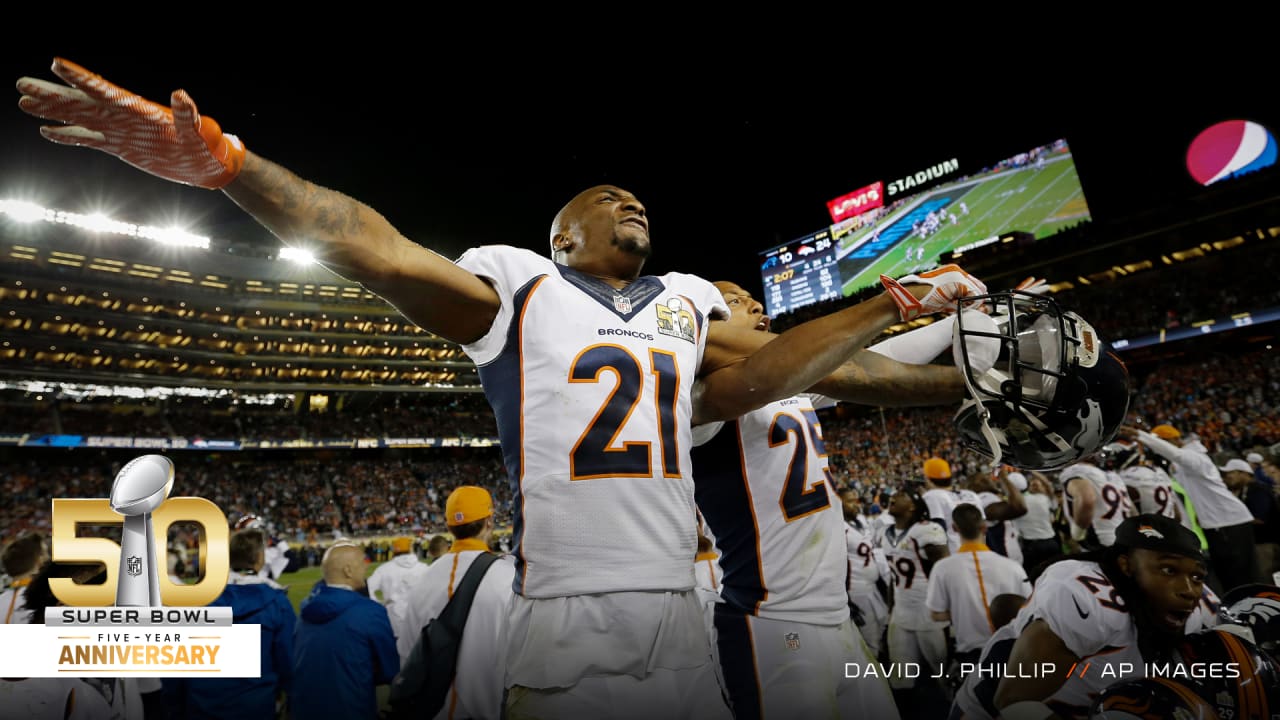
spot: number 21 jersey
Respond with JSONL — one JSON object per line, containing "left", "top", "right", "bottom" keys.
{"left": 457, "top": 246, "right": 727, "bottom": 598}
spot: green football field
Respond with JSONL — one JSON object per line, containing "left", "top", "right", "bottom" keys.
{"left": 838, "top": 153, "right": 1091, "bottom": 295}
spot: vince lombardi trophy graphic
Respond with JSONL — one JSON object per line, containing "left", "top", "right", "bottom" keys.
{"left": 109, "top": 454, "right": 174, "bottom": 606}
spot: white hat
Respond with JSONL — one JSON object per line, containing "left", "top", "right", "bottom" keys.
{"left": 1006, "top": 472, "right": 1028, "bottom": 492}
{"left": 1246, "top": 452, "right": 1264, "bottom": 465}
{"left": 1219, "top": 458, "right": 1252, "bottom": 475}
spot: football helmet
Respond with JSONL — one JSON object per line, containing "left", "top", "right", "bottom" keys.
{"left": 233, "top": 514, "right": 263, "bottom": 531}
{"left": 1222, "top": 583, "right": 1280, "bottom": 655}
{"left": 953, "top": 291, "right": 1131, "bottom": 471}
{"left": 1089, "top": 677, "right": 1220, "bottom": 720}
{"left": 1173, "top": 628, "right": 1280, "bottom": 720}
{"left": 1097, "top": 441, "right": 1142, "bottom": 472}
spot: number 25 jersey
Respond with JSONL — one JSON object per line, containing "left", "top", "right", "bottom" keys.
{"left": 457, "top": 246, "right": 727, "bottom": 598}
{"left": 691, "top": 394, "right": 849, "bottom": 626}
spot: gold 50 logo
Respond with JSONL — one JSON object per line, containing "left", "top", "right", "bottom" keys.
{"left": 50, "top": 455, "right": 230, "bottom": 607}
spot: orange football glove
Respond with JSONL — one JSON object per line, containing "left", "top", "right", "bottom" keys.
{"left": 16, "top": 58, "right": 245, "bottom": 190}
{"left": 880, "top": 264, "right": 988, "bottom": 321}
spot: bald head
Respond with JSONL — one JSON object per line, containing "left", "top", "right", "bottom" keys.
{"left": 548, "top": 186, "right": 604, "bottom": 251}
{"left": 322, "top": 543, "right": 367, "bottom": 589}
{"left": 548, "top": 185, "right": 650, "bottom": 272}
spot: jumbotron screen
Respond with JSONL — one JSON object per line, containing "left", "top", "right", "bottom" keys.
{"left": 758, "top": 138, "right": 1092, "bottom": 317}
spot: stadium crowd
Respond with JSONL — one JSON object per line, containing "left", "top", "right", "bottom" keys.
{"left": 3, "top": 348, "right": 1277, "bottom": 536}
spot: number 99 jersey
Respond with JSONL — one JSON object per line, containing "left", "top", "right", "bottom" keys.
{"left": 1120, "top": 466, "right": 1188, "bottom": 529}
{"left": 457, "top": 246, "right": 728, "bottom": 598}
{"left": 882, "top": 520, "right": 949, "bottom": 630}
{"left": 1061, "top": 463, "right": 1133, "bottom": 548}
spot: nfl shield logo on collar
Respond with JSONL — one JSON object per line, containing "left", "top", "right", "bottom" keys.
{"left": 785, "top": 632, "right": 801, "bottom": 651}
{"left": 613, "top": 295, "right": 632, "bottom": 314}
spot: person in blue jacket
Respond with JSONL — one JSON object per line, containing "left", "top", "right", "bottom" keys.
{"left": 292, "top": 540, "right": 400, "bottom": 720}
{"left": 164, "top": 528, "right": 296, "bottom": 719}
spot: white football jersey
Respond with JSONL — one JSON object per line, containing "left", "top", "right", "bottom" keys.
{"left": 367, "top": 554, "right": 432, "bottom": 645}
{"left": 846, "top": 523, "right": 888, "bottom": 600}
{"left": 924, "top": 487, "right": 983, "bottom": 551}
{"left": 1060, "top": 463, "right": 1133, "bottom": 547}
{"left": 924, "top": 547, "right": 1030, "bottom": 652}
{"left": 692, "top": 394, "right": 848, "bottom": 625}
{"left": 882, "top": 520, "right": 949, "bottom": 630}
{"left": 952, "top": 558, "right": 1220, "bottom": 719}
{"left": 458, "top": 246, "right": 727, "bottom": 598}
{"left": 1120, "top": 465, "right": 1188, "bottom": 528}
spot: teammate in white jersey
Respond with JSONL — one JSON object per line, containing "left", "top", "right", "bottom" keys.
{"left": 842, "top": 488, "right": 891, "bottom": 659}
{"left": 18, "top": 59, "right": 993, "bottom": 719}
{"left": 694, "top": 280, "right": 979, "bottom": 719}
{"left": 920, "top": 457, "right": 984, "bottom": 552}
{"left": 1060, "top": 461, "right": 1133, "bottom": 550}
{"left": 1099, "top": 441, "right": 1188, "bottom": 531}
{"left": 881, "top": 489, "right": 951, "bottom": 716}
{"left": 1122, "top": 423, "right": 1260, "bottom": 595}
{"left": 950, "top": 513, "right": 1220, "bottom": 720}
{"left": 1120, "top": 459, "right": 1196, "bottom": 539}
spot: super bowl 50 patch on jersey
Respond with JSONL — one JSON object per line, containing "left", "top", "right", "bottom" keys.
{"left": 656, "top": 298, "right": 696, "bottom": 343}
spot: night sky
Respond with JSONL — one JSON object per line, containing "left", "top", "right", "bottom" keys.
{"left": 2, "top": 44, "right": 1274, "bottom": 300}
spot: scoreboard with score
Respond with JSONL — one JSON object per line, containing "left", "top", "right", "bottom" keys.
{"left": 758, "top": 230, "right": 843, "bottom": 317}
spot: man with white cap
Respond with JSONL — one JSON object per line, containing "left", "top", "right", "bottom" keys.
{"left": 401, "top": 486, "right": 514, "bottom": 720}
{"left": 1246, "top": 451, "right": 1278, "bottom": 493}
{"left": 1120, "top": 424, "right": 1260, "bottom": 594}
{"left": 1222, "top": 457, "right": 1280, "bottom": 583}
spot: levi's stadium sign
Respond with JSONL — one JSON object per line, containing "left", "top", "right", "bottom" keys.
{"left": 887, "top": 158, "right": 959, "bottom": 197}
{"left": 826, "top": 181, "right": 884, "bottom": 223}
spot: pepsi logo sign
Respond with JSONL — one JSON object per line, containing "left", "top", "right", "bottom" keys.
{"left": 1185, "top": 119, "right": 1277, "bottom": 186}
